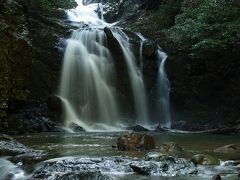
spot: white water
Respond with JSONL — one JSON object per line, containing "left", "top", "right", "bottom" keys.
{"left": 0, "top": 158, "right": 27, "bottom": 180}
{"left": 111, "top": 28, "right": 149, "bottom": 126}
{"left": 59, "top": 28, "right": 120, "bottom": 131}
{"left": 136, "top": 32, "right": 148, "bottom": 70}
{"left": 156, "top": 49, "right": 171, "bottom": 128}
{"left": 59, "top": 0, "right": 170, "bottom": 131}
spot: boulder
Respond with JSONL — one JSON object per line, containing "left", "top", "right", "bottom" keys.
{"left": 126, "top": 125, "right": 149, "bottom": 132}
{"left": 117, "top": 132, "right": 155, "bottom": 151}
{"left": 190, "top": 154, "right": 220, "bottom": 165}
{"left": 69, "top": 122, "right": 85, "bottom": 132}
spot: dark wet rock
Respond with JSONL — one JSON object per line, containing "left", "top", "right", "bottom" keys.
{"left": 171, "top": 120, "right": 189, "bottom": 130}
{"left": 130, "top": 156, "right": 196, "bottom": 176}
{"left": 117, "top": 132, "right": 155, "bottom": 151}
{"left": 142, "top": 43, "right": 156, "bottom": 58}
{"left": 190, "top": 154, "right": 220, "bottom": 165}
{"left": 69, "top": 123, "right": 86, "bottom": 132}
{"left": 212, "top": 174, "right": 221, "bottom": 180}
{"left": 47, "top": 95, "right": 63, "bottom": 113}
{"left": 14, "top": 101, "right": 61, "bottom": 134}
{"left": 47, "top": 95, "right": 63, "bottom": 123}
{"left": 126, "top": 125, "right": 149, "bottom": 132}
{"left": 0, "top": 140, "right": 45, "bottom": 157}
{"left": 214, "top": 144, "right": 240, "bottom": 154}
{"left": 159, "top": 142, "right": 184, "bottom": 155}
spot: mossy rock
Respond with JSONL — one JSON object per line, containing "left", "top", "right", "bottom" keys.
{"left": 190, "top": 154, "right": 220, "bottom": 165}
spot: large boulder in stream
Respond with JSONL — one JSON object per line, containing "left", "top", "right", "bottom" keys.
{"left": 117, "top": 132, "right": 155, "bottom": 151}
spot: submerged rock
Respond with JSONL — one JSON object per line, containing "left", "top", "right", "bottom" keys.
{"left": 159, "top": 142, "right": 184, "bottom": 155}
{"left": 190, "top": 154, "right": 220, "bottom": 165}
{"left": 212, "top": 174, "right": 221, "bottom": 180}
{"left": 117, "top": 132, "right": 155, "bottom": 151}
{"left": 214, "top": 144, "right": 240, "bottom": 154}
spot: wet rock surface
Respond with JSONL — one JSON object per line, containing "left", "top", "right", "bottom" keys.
{"left": 131, "top": 156, "right": 196, "bottom": 176}
{"left": 117, "top": 132, "right": 155, "bottom": 151}
{"left": 13, "top": 101, "right": 61, "bottom": 134}
{"left": 126, "top": 125, "right": 149, "bottom": 132}
{"left": 0, "top": 139, "right": 45, "bottom": 158}
{"left": 214, "top": 144, "right": 240, "bottom": 154}
{"left": 31, "top": 156, "right": 197, "bottom": 179}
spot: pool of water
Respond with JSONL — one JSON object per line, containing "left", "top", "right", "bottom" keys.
{"left": 10, "top": 131, "right": 240, "bottom": 179}
{"left": 13, "top": 131, "right": 240, "bottom": 158}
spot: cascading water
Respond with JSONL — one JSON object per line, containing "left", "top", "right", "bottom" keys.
{"left": 59, "top": 0, "right": 170, "bottom": 131}
{"left": 136, "top": 32, "right": 148, "bottom": 70}
{"left": 60, "top": 0, "right": 119, "bottom": 131}
{"left": 111, "top": 28, "right": 149, "bottom": 126}
{"left": 156, "top": 49, "right": 171, "bottom": 128}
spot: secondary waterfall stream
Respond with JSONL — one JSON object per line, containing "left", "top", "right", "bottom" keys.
{"left": 59, "top": 0, "right": 171, "bottom": 131}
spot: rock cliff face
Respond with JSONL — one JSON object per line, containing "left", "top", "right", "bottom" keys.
{"left": 0, "top": 0, "right": 76, "bottom": 133}
{"left": 0, "top": 0, "right": 33, "bottom": 130}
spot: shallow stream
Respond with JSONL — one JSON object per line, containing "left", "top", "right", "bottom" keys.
{"left": 6, "top": 132, "right": 239, "bottom": 179}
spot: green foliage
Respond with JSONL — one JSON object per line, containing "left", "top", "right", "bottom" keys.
{"left": 167, "top": 0, "right": 240, "bottom": 53}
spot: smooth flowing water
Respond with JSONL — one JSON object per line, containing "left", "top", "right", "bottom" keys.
{"left": 156, "top": 49, "right": 171, "bottom": 128}
{"left": 59, "top": 0, "right": 155, "bottom": 131}
{"left": 111, "top": 28, "right": 149, "bottom": 126}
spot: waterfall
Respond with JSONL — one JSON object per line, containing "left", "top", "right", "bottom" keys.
{"left": 136, "top": 32, "right": 148, "bottom": 70}
{"left": 59, "top": 0, "right": 171, "bottom": 131}
{"left": 111, "top": 28, "right": 149, "bottom": 126}
{"left": 156, "top": 49, "right": 171, "bottom": 128}
{"left": 60, "top": 0, "right": 120, "bottom": 131}
{"left": 59, "top": 28, "right": 120, "bottom": 131}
